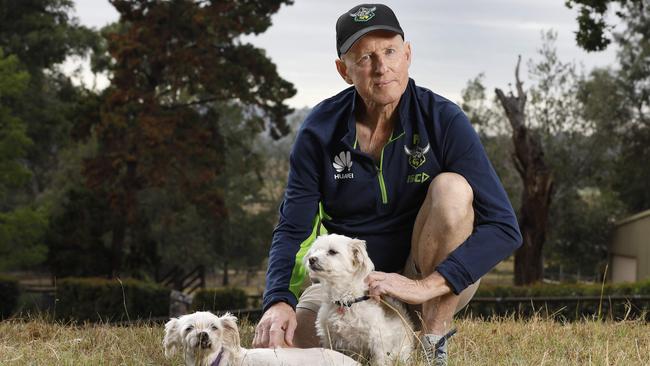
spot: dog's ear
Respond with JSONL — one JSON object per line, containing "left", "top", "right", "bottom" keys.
{"left": 163, "top": 317, "right": 182, "bottom": 358}
{"left": 220, "top": 312, "right": 241, "bottom": 349}
{"left": 350, "top": 238, "right": 374, "bottom": 274}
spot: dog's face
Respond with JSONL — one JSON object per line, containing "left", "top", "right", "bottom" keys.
{"left": 305, "top": 234, "right": 374, "bottom": 283}
{"left": 163, "top": 311, "right": 240, "bottom": 362}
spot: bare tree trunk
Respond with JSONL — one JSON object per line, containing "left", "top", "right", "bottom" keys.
{"left": 495, "top": 56, "right": 554, "bottom": 285}
{"left": 110, "top": 156, "right": 138, "bottom": 278}
{"left": 222, "top": 260, "right": 229, "bottom": 286}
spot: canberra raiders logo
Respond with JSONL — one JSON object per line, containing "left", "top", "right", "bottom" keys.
{"left": 404, "top": 135, "right": 430, "bottom": 169}
{"left": 349, "top": 6, "right": 376, "bottom": 22}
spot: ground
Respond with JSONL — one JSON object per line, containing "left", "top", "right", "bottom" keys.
{"left": 1, "top": 315, "right": 648, "bottom": 365}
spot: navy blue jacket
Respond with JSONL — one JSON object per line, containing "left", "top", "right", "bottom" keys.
{"left": 263, "top": 78, "right": 522, "bottom": 312}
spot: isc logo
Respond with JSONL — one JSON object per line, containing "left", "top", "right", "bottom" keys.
{"left": 407, "top": 172, "right": 430, "bottom": 183}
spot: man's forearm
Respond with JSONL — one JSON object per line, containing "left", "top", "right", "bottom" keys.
{"left": 419, "top": 271, "right": 453, "bottom": 301}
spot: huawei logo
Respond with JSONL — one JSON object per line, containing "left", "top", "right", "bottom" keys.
{"left": 333, "top": 151, "right": 354, "bottom": 180}
{"left": 332, "top": 151, "right": 353, "bottom": 172}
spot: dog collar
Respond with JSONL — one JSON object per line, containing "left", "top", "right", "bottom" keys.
{"left": 333, "top": 295, "right": 370, "bottom": 308}
{"left": 210, "top": 349, "right": 224, "bottom": 366}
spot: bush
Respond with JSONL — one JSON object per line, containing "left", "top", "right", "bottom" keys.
{"left": 55, "top": 277, "right": 169, "bottom": 322}
{"left": 192, "top": 287, "right": 248, "bottom": 312}
{"left": 0, "top": 275, "right": 20, "bottom": 319}
{"left": 465, "top": 280, "right": 650, "bottom": 321}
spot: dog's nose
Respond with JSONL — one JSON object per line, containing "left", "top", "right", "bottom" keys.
{"left": 199, "top": 331, "right": 211, "bottom": 348}
{"left": 309, "top": 257, "right": 318, "bottom": 265}
{"left": 199, "top": 332, "right": 209, "bottom": 342}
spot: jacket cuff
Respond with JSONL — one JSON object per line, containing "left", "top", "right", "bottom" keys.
{"left": 262, "top": 291, "right": 298, "bottom": 313}
{"left": 435, "top": 254, "right": 476, "bottom": 295}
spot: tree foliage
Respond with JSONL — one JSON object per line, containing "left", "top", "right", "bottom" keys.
{"left": 78, "top": 0, "right": 295, "bottom": 276}
{"left": 565, "top": 0, "right": 644, "bottom": 51}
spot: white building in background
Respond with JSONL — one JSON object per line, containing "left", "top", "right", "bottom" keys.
{"left": 608, "top": 209, "right": 650, "bottom": 283}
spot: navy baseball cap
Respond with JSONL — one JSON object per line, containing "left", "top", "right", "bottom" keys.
{"left": 336, "top": 4, "right": 404, "bottom": 57}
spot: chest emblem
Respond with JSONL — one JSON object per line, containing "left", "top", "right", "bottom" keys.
{"left": 333, "top": 151, "right": 354, "bottom": 180}
{"left": 404, "top": 143, "right": 430, "bottom": 169}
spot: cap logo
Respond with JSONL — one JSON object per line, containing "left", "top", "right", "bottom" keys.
{"left": 349, "top": 6, "right": 376, "bottom": 22}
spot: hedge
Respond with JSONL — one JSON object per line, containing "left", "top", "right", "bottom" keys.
{"left": 0, "top": 275, "right": 20, "bottom": 319}
{"left": 463, "top": 280, "right": 650, "bottom": 321}
{"left": 55, "top": 277, "right": 169, "bottom": 322}
{"left": 191, "top": 287, "right": 248, "bottom": 312}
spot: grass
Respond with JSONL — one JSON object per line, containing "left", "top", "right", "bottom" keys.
{"left": 1, "top": 314, "right": 649, "bottom": 365}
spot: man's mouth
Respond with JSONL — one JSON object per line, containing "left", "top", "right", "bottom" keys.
{"left": 374, "top": 80, "right": 395, "bottom": 87}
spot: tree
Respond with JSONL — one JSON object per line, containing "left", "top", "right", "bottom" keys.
{"left": 80, "top": 0, "right": 296, "bottom": 276}
{"left": 495, "top": 56, "right": 554, "bottom": 285}
{"left": 0, "top": 0, "right": 98, "bottom": 198}
{"left": 0, "top": 49, "right": 47, "bottom": 270}
{"left": 565, "top": 0, "right": 644, "bottom": 51}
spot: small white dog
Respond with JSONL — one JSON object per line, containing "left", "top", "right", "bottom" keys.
{"left": 163, "top": 311, "right": 359, "bottom": 366}
{"left": 306, "top": 234, "right": 415, "bottom": 366}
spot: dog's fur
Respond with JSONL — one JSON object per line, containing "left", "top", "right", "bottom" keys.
{"left": 163, "top": 311, "right": 359, "bottom": 366}
{"left": 306, "top": 234, "right": 415, "bottom": 366}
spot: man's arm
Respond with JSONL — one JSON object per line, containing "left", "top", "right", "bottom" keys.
{"left": 254, "top": 126, "right": 322, "bottom": 347}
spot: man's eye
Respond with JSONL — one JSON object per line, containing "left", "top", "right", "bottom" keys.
{"left": 328, "top": 249, "right": 338, "bottom": 255}
{"left": 386, "top": 48, "right": 396, "bottom": 55}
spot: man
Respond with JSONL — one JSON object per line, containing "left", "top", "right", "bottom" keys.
{"left": 253, "top": 4, "right": 522, "bottom": 365}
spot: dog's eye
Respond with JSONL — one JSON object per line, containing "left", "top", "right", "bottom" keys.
{"left": 327, "top": 249, "right": 338, "bottom": 255}
{"left": 211, "top": 325, "right": 219, "bottom": 331}
{"left": 185, "top": 326, "right": 194, "bottom": 333}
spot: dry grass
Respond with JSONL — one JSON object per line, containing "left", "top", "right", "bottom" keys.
{"left": 1, "top": 315, "right": 649, "bottom": 365}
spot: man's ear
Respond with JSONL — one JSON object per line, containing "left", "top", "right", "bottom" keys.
{"left": 163, "top": 318, "right": 182, "bottom": 358}
{"left": 404, "top": 41, "right": 412, "bottom": 67}
{"left": 335, "top": 58, "right": 354, "bottom": 85}
{"left": 220, "top": 313, "right": 241, "bottom": 349}
{"left": 350, "top": 238, "right": 374, "bottom": 274}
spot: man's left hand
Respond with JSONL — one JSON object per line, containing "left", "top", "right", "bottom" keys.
{"left": 365, "top": 271, "right": 451, "bottom": 304}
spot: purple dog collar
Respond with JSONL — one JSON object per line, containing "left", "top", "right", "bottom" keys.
{"left": 210, "top": 349, "right": 224, "bottom": 366}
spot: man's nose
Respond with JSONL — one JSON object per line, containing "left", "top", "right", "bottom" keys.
{"left": 374, "top": 56, "right": 388, "bottom": 74}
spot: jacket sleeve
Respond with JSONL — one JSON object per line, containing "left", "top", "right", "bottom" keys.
{"left": 262, "top": 127, "right": 321, "bottom": 312}
{"left": 435, "top": 110, "right": 523, "bottom": 294}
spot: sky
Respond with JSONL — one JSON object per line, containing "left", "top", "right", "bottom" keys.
{"left": 69, "top": 0, "right": 621, "bottom": 108}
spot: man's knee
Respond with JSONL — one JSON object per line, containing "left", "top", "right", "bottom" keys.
{"left": 425, "top": 172, "right": 474, "bottom": 231}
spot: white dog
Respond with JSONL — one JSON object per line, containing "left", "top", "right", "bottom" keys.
{"left": 163, "top": 311, "right": 359, "bottom": 366}
{"left": 306, "top": 234, "right": 415, "bottom": 366}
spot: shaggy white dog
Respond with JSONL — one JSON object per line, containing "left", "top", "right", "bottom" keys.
{"left": 306, "top": 234, "right": 415, "bottom": 366}
{"left": 163, "top": 311, "right": 359, "bottom": 366}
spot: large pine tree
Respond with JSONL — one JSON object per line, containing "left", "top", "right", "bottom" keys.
{"left": 81, "top": 0, "right": 296, "bottom": 276}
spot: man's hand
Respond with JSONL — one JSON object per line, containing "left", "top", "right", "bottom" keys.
{"left": 365, "top": 271, "right": 452, "bottom": 304}
{"left": 252, "top": 302, "right": 297, "bottom": 348}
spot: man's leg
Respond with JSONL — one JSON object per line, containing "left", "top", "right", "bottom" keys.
{"left": 293, "top": 283, "right": 322, "bottom": 348}
{"left": 294, "top": 308, "right": 320, "bottom": 347}
{"left": 411, "top": 172, "right": 479, "bottom": 335}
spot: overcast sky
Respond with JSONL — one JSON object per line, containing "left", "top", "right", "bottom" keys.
{"left": 70, "top": 0, "right": 621, "bottom": 108}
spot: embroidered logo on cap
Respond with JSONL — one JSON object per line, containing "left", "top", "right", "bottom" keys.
{"left": 349, "top": 6, "right": 376, "bottom": 22}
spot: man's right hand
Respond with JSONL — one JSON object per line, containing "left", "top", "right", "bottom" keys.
{"left": 252, "top": 301, "right": 297, "bottom": 348}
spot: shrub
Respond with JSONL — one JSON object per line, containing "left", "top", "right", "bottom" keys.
{"left": 0, "top": 275, "right": 20, "bottom": 319}
{"left": 191, "top": 287, "right": 248, "bottom": 312}
{"left": 465, "top": 280, "right": 650, "bottom": 321}
{"left": 55, "top": 277, "right": 169, "bottom": 322}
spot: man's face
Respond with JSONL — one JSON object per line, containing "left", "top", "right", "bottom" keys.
{"left": 336, "top": 30, "right": 411, "bottom": 108}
